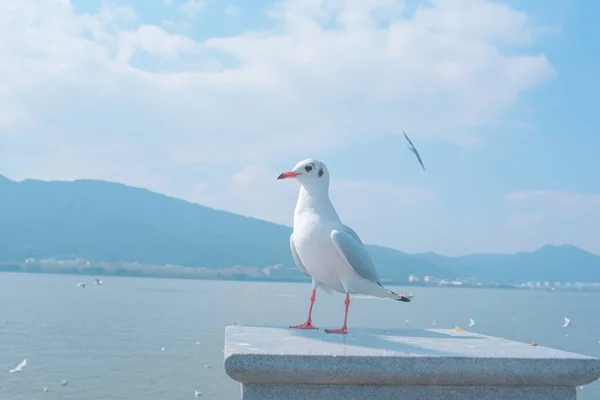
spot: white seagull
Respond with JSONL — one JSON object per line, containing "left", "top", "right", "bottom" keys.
{"left": 94, "top": 278, "right": 103, "bottom": 285}
{"left": 403, "top": 131, "right": 427, "bottom": 172}
{"left": 562, "top": 317, "right": 572, "bottom": 328}
{"left": 76, "top": 282, "right": 86, "bottom": 288}
{"left": 9, "top": 358, "right": 27, "bottom": 373}
{"left": 278, "top": 158, "right": 411, "bottom": 334}
{"left": 468, "top": 318, "right": 476, "bottom": 327}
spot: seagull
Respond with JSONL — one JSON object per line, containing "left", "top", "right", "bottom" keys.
{"left": 403, "top": 131, "right": 427, "bottom": 172}
{"left": 468, "top": 318, "right": 476, "bottom": 327}
{"left": 94, "top": 278, "right": 103, "bottom": 285}
{"left": 562, "top": 317, "right": 572, "bottom": 328}
{"left": 278, "top": 158, "right": 411, "bottom": 334}
{"left": 194, "top": 390, "right": 203, "bottom": 397}
{"left": 9, "top": 358, "right": 27, "bottom": 373}
{"left": 43, "top": 387, "right": 48, "bottom": 393}
{"left": 161, "top": 347, "right": 166, "bottom": 352}
{"left": 76, "top": 282, "right": 86, "bottom": 288}
{"left": 60, "top": 380, "right": 68, "bottom": 387}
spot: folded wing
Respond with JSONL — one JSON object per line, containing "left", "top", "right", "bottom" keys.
{"left": 330, "top": 229, "right": 380, "bottom": 284}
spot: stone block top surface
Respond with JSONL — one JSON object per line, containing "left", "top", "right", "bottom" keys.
{"left": 224, "top": 325, "right": 600, "bottom": 387}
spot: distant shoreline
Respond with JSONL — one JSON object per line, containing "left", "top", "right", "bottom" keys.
{"left": 0, "top": 261, "right": 484, "bottom": 288}
{"left": 2, "top": 261, "right": 600, "bottom": 293}
{"left": 0, "top": 268, "right": 513, "bottom": 290}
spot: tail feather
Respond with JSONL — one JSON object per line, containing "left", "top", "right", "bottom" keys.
{"left": 378, "top": 283, "right": 412, "bottom": 302}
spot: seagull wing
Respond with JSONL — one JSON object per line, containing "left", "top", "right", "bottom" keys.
{"left": 10, "top": 358, "right": 26, "bottom": 372}
{"left": 341, "top": 224, "right": 365, "bottom": 245}
{"left": 402, "top": 131, "right": 415, "bottom": 148}
{"left": 330, "top": 229, "right": 380, "bottom": 284}
{"left": 290, "top": 234, "right": 311, "bottom": 277}
{"left": 403, "top": 131, "right": 427, "bottom": 171}
{"left": 414, "top": 150, "right": 427, "bottom": 171}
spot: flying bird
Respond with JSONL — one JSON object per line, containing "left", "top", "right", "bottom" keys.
{"left": 562, "top": 317, "right": 572, "bottom": 328}
{"left": 94, "top": 278, "right": 103, "bottom": 285}
{"left": 76, "top": 282, "right": 86, "bottom": 288}
{"left": 468, "top": 318, "right": 476, "bottom": 327}
{"left": 403, "top": 131, "right": 427, "bottom": 172}
{"left": 278, "top": 158, "right": 411, "bottom": 334}
{"left": 9, "top": 358, "right": 27, "bottom": 373}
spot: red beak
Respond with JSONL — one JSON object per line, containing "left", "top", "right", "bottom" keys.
{"left": 277, "top": 171, "right": 299, "bottom": 180}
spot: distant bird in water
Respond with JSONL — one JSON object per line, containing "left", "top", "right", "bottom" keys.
{"left": 194, "top": 390, "right": 203, "bottom": 397}
{"left": 9, "top": 358, "right": 27, "bottom": 373}
{"left": 94, "top": 278, "right": 103, "bottom": 285}
{"left": 76, "top": 282, "right": 86, "bottom": 288}
{"left": 161, "top": 347, "right": 166, "bottom": 352}
{"left": 60, "top": 380, "right": 68, "bottom": 387}
{"left": 403, "top": 131, "right": 427, "bottom": 172}
{"left": 43, "top": 387, "right": 48, "bottom": 393}
{"left": 562, "top": 317, "right": 572, "bottom": 328}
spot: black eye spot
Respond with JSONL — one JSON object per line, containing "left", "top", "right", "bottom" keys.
{"left": 318, "top": 168, "right": 323, "bottom": 177}
{"left": 304, "top": 164, "right": 313, "bottom": 172}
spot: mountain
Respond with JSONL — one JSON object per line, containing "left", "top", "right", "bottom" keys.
{"left": 1, "top": 175, "right": 599, "bottom": 284}
{"left": 412, "top": 245, "right": 600, "bottom": 284}
{"left": 0, "top": 175, "right": 446, "bottom": 280}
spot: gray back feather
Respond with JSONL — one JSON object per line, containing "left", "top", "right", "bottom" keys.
{"left": 330, "top": 229, "right": 380, "bottom": 283}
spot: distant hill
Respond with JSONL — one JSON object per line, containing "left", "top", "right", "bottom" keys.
{"left": 1, "top": 175, "right": 599, "bottom": 284}
{"left": 0, "top": 175, "right": 448, "bottom": 281}
{"left": 412, "top": 245, "right": 600, "bottom": 284}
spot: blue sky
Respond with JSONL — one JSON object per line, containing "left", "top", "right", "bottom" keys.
{"left": 0, "top": 0, "right": 597, "bottom": 256}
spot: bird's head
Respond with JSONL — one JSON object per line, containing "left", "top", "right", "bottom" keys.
{"left": 277, "top": 158, "right": 329, "bottom": 187}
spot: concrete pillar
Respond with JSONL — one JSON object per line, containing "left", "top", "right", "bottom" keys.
{"left": 224, "top": 325, "right": 600, "bottom": 400}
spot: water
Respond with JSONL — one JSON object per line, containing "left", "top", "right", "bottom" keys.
{"left": 1, "top": 273, "right": 600, "bottom": 399}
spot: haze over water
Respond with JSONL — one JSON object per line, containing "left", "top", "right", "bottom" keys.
{"left": 1, "top": 273, "right": 599, "bottom": 399}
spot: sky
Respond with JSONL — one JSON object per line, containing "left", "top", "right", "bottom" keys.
{"left": 0, "top": 0, "right": 598, "bottom": 256}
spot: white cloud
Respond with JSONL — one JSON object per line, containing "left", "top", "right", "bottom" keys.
{"left": 181, "top": 0, "right": 206, "bottom": 18}
{"left": 503, "top": 190, "right": 600, "bottom": 254}
{"left": 224, "top": 4, "right": 241, "bottom": 16}
{"left": 0, "top": 0, "right": 555, "bottom": 175}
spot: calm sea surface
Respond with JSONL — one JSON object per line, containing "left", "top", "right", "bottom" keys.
{"left": 1, "top": 272, "right": 600, "bottom": 399}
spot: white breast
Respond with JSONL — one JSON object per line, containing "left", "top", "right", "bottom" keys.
{"left": 293, "top": 213, "right": 355, "bottom": 293}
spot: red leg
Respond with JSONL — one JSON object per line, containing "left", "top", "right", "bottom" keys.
{"left": 290, "top": 289, "right": 319, "bottom": 329}
{"left": 325, "top": 293, "right": 350, "bottom": 334}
